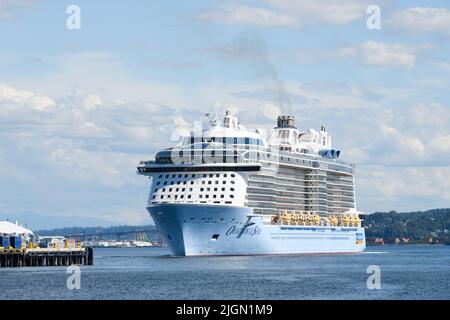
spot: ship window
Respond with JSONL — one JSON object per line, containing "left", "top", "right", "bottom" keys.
{"left": 230, "top": 195, "right": 234, "bottom": 199}
{"left": 171, "top": 181, "right": 174, "bottom": 185}
{"left": 176, "top": 188, "right": 179, "bottom": 192}
{"left": 160, "top": 195, "right": 164, "bottom": 199}
{"left": 156, "top": 182, "right": 161, "bottom": 186}
{"left": 231, "top": 181, "right": 235, "bottom": 185}
{"left": 205, "top": 195, "right": 209, "bottom": 198}
{"left": 202, "top": 181, "right": 206, "bottom": 185}
{"left": 224, "top": 174, "right": 227, "bottom": 178}
{"left": 172, "top": 175, "right": 176, "bottom": 178}
{"left": 177, "top": 181, "right": 181, "bottom": 185}
{"left": 211, "top": 234, "right": 220, "bottom": 241}
{"left": 188, "top": 195, "right": 192, "bottom": 199}
{"left": 164, "top": 182, "right": 168, "bottom": 185}
{"left": 221, "top": 195, "right": 225, "bottom": 198}
{"left": 162, "top": 189, "right": 166, "bottom": 192}
{"left": 203, "top": 174, "right": 207, "bottom": 178}
{"left": 184, "top": 174, "right": 188, "bottom": 178}
{"left": 215, "top": 181, "right": 219, "bottom": 184}
{"left": 222, "top": 181, "right": 226, "bottom": 185}
{"left": 207, "top": 188, "right": 210, "bottom": 191}
{"left": 181, "top": 195, "right": 184, "bottom": 199}
{"left": 154, "top": 189, "right": 158, "bottom": 192}
{"left": 214, "top": 188, "right": 218, "bottom": 191}
{"left": 222, "top": 188, "right": 225, "bottom": 191}
{"left": 199, "top": 195, "right": 203, "bottom": 198}
{"left": 230, "top": 188, "right": 235, "bottom": 192}
{"left": 190, "top": 181, "right": 194, "bottom": 185}
{"left": 192, "top": 174, "right": 196, "bottom": 178}
{"left": 169, "top": 188, "right": 172, "bottom": 192}
{"left": 152, "top": 196, "right": 156, "bottom": 199}
{"left": 213, "top": 195, "right": 217, "bottom": 198}
{"left": 208, "top": 181, "right": 212, "bottom": 185}
{"left": 165, "top": 175, "right": 169, "bottom": 178}
{"left": 231, "top": 174, "right": 235, "bottom": 178}
{"left": 209, "top": 174, "right": 213, "bottom": 178}
{"left": 159, "top": 175, "right": 163, "bottom": 179}
{"left": 183, "top": 181, "right": 187, "bottom": 185}
{"left": 216, "top": 174, "right": 220, "bottom": 178}
{"left": 200, "top": 188, "right": 204, "bottom": 191}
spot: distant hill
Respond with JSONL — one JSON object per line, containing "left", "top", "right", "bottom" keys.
{"left": 364, "top": 208, "right": 450, "bottom": 244}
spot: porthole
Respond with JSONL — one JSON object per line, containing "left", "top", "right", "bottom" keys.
{"left": 172, "top": 174, "right": 176, "bottom": 178}
{"left": 156, "top": 182, "right": 161, "bottom": 186}
{"left": 159, "top": 175, "right": 163, "bottom": 179}
{"left": 154, "top": 189, "right": 159, "bottom": 192}
{"left": 231, "top": 174, "right": 235, "bottom": 178}
{"left": 230, "top": 195, "right": 235, "bottom": 199}
{"left": 230, "top": 188, "right": 235, "bottom": 192}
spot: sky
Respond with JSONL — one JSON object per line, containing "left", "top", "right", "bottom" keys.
{"left": 0, "top": 0, "right": 449, "bottom": 229}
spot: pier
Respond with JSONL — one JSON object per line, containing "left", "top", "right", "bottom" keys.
{"left": 0, "top": 247, "right": 93, "bottom": 268}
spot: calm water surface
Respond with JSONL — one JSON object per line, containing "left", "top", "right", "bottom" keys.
{"left": 0, "top": 245, "right": 449, "bottom": 300}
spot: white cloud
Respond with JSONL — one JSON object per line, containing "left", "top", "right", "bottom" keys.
{"left": 267, "top": 0, "right": 369, "bottom": 25}
{"left": 195, "top": 0, "right": 372, "bottom": 28}
{"left": 0, "top": 0, "right": 36, "bottom": 19}
{"left": 295, "top": 41, "right": 425, "bottom": 69}
{"left": 0, "top": 83, "right": 55, "bottom": 111}
{"left": 195, "top": 3, "right": 300, "bottom": 28}
{"left": 359, "top": 41, "right": 418, "bottom": 69}
{"left": 390, "top": 7, "right": 450, "bottom": 35}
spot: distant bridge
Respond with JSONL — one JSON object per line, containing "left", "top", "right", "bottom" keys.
{"left": 63, "top": 227, "right": 161, "bottom": 242}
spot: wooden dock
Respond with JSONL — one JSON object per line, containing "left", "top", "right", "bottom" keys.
{"left": 0, "top": 247, "right": 94, "bottom": 268}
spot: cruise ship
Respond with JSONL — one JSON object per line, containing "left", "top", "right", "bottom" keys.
{"left": 137, "top": 111, "right": 366, "bottom": 256}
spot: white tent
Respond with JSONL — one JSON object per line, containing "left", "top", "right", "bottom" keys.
{"left": 0, "top": 221, "right": 33, "bottom": 235}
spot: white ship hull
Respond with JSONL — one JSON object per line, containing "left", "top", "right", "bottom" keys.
{"left": 148, "top": 204, "right": 366, "bottom": 256}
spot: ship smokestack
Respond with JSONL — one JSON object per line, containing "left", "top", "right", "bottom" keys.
{"left": 277, "top": 115, "right": 296, "bottom": 129}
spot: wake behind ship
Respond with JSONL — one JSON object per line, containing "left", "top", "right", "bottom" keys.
{"left": 137, "top": 112, "right": 366, "bottom": 256}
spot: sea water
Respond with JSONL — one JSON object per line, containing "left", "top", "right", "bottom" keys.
{"left": 0, "top": 245, "right": 448, "bottom": 300}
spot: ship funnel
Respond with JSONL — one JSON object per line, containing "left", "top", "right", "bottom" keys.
{"left": 277, "top": 115, "right": 296, "bottom": 129}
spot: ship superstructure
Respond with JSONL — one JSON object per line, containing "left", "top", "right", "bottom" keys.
{"left": 137, "top": 111, "right": 366, "bottom": 256}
